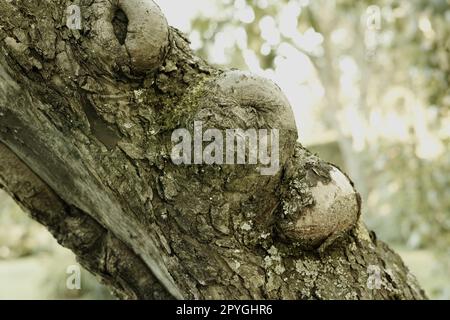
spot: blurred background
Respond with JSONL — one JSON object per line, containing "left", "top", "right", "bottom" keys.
{"left": 0, "top": 0, "right": 448, "bottom": 299}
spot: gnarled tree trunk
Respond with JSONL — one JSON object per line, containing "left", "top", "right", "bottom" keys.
{"left": 0, "top": 0, "right": 425, "bottom": 299}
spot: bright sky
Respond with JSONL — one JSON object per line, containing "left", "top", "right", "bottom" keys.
{"left": 154, "top": 0, "right": 211, "bottom": 32}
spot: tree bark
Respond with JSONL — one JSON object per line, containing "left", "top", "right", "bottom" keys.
{"left": 0, "top": 0, "right": 426, "bottom": 299}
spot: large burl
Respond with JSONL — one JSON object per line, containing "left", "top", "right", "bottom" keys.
{"left": 1, "top": 0, "right": 422, "bottom": 300}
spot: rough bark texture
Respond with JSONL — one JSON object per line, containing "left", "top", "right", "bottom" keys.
{"left": 0, "top": 0, "right": 426, "bottom": 299}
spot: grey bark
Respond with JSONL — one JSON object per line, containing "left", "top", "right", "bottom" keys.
{"left": 0, "top": 0, "right": 426, "bottom": 299}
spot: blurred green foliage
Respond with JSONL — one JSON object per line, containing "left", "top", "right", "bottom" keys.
{"left": 0, "top": 191, "right": 113, "bottom": 300}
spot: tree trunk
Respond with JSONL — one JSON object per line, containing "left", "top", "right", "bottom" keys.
{"left": 0, "top": 0, "right": 426, "bottom": 299}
